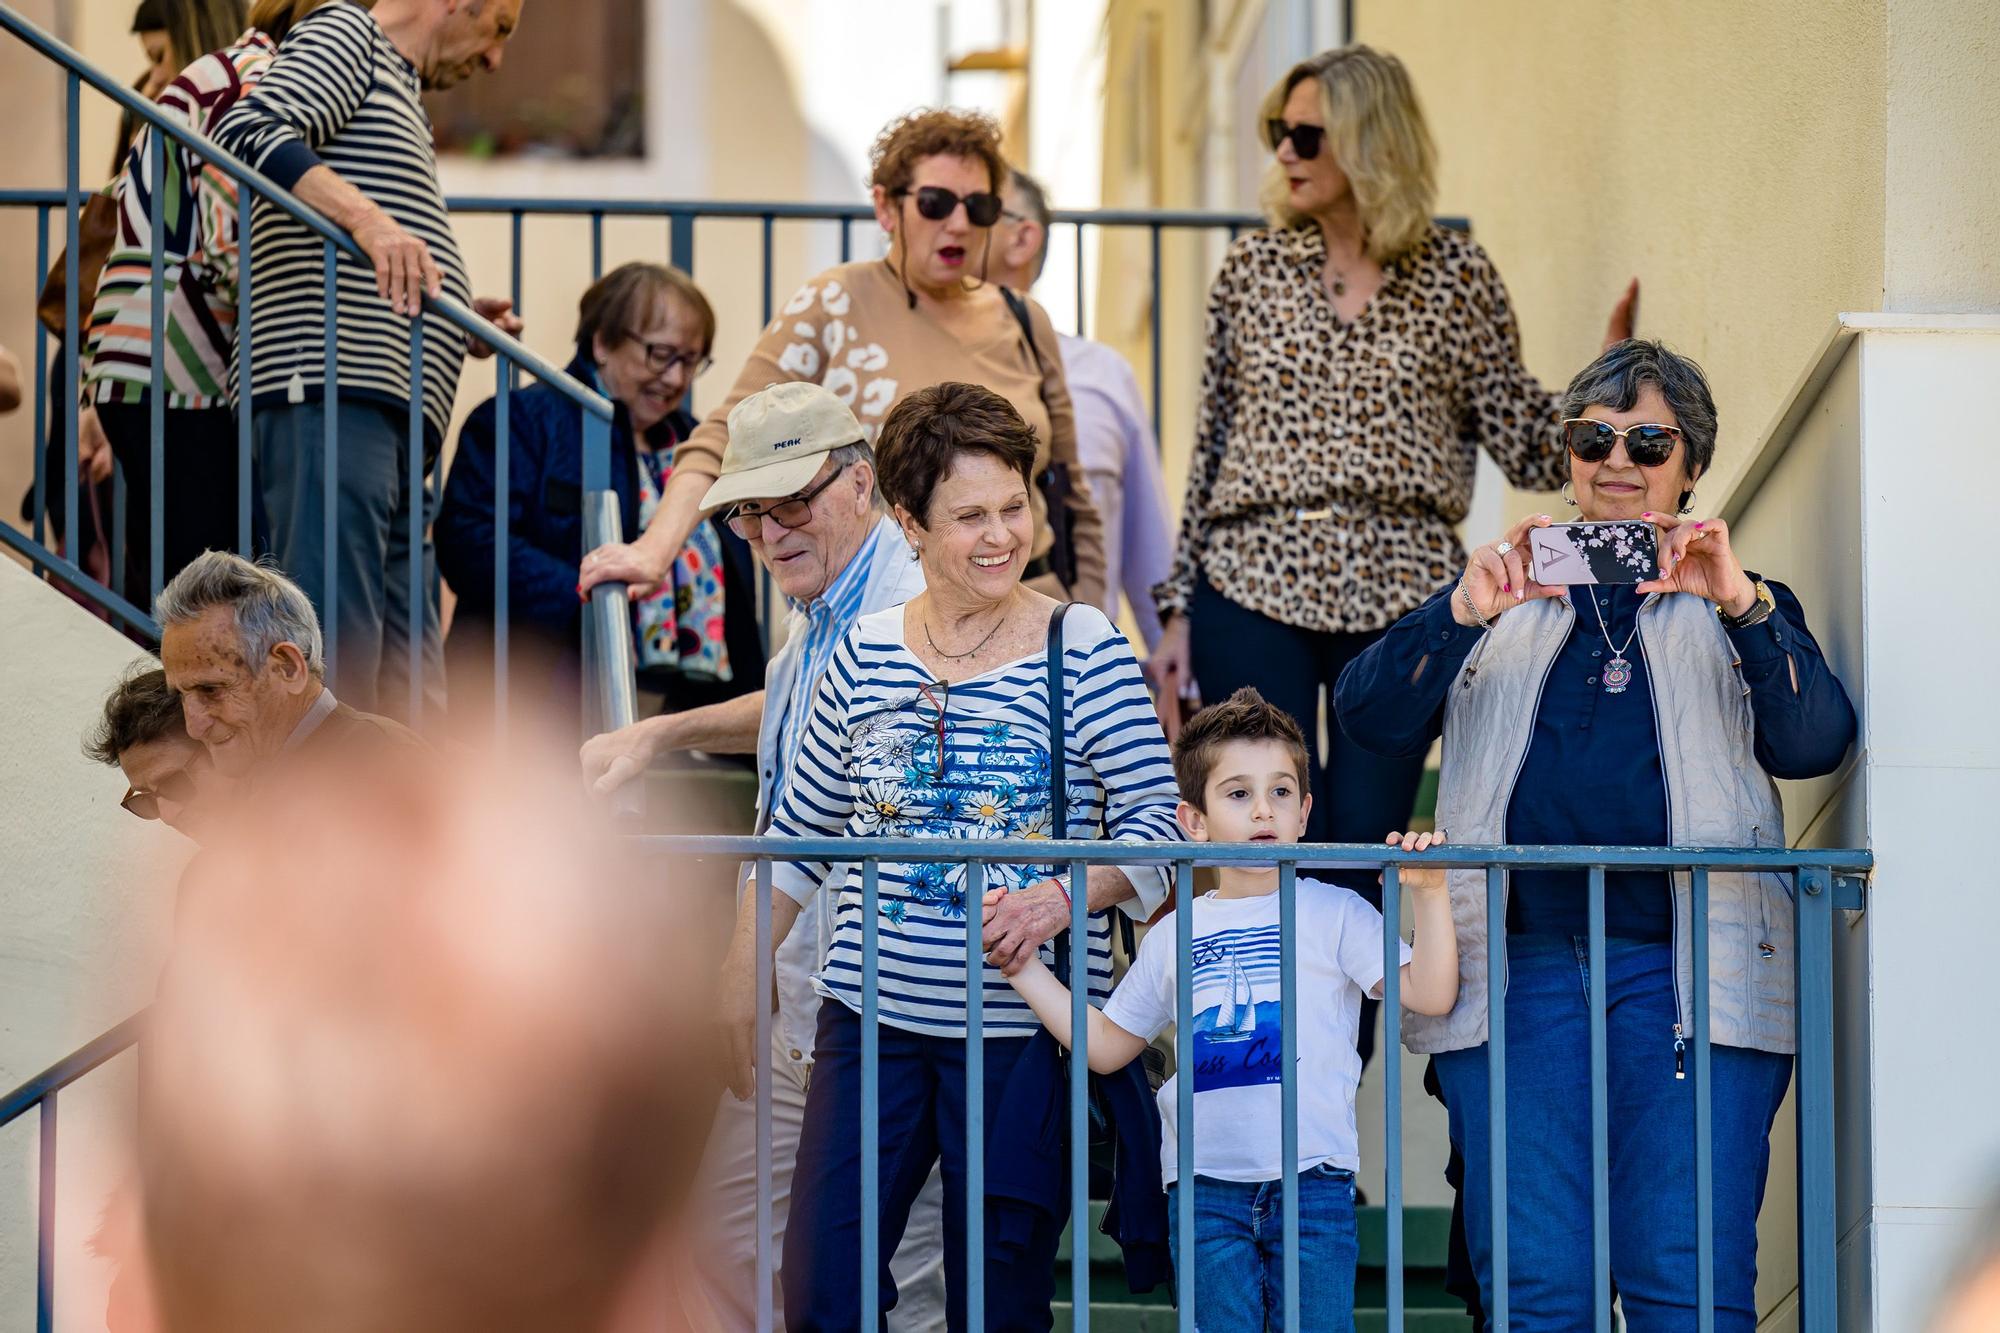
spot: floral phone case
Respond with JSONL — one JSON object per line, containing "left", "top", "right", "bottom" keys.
{"left": 1527, "top": 520, "right": 1659, "bottom": 585}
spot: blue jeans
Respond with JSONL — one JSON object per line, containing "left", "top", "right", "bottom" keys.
{"left": 1165, "top": 1164, "right": 1358, "bottom": 1332}
{"left": 1433, "top": 934, "right": 1793, "bottom": 1331}
{"left": 783, "top": 1002, "right": 1059, "bottom": 1332}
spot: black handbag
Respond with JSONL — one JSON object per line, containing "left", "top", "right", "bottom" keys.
{"left": 1002, "top": 288, "right": 1081, "bottom": 592}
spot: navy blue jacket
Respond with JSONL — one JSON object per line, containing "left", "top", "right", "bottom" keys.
{"left": 987, "top": 1030, "right": 1173, "bottom": 1297}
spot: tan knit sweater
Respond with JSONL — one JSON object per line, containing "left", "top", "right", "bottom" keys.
{"left": 679, "top": 260, "right": 1106, "bottom": 607}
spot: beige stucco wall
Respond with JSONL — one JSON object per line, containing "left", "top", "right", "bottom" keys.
{"left": 1355, "top": 0, "right": 1890, "bottom": 516}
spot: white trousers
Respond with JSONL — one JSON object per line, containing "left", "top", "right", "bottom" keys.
{"left": 694, "top": 1026, "right": 947, "bottom": 1330}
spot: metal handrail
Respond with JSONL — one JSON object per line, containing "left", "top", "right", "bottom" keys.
{"left": 0, "top": 9, "right": 610, "bottom": 422}
{"left": 0, "top": 1010, "right": 145, "bottom": 1126}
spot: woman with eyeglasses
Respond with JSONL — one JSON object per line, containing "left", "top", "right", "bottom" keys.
{"left": 437, "top": 261, "right": 766, "bottom": 739}
{"left": 719, "top": 383, "right": 1178, "bottom": 1328}
{"left": 1148, "top": 45, "right": 1636, "bottom": 889}
{"left": 86, "top": 662, "right": 220, "bottom": 842}
{"left": 1335, "top": 341, "right": 1856, "bottom": 1328}
{"left": 578, "top": 108, "right": 1108, "bottom": 615}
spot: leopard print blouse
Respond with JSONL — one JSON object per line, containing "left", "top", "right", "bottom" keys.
{"left": 1156, "top": 222, "right": 1565, "bottom": 634}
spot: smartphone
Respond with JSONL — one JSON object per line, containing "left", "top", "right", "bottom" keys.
{"left": 1527, "top": 520, "right": 1659, "bottom": 586}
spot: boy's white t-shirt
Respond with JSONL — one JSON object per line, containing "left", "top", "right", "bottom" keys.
{"left": 1101, "top": 878, "right": 1412, "bottom": 1185}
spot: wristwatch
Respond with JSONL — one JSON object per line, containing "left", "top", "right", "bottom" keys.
{"left": 1718, "top": 577, "right": 1776, "bottom": 629}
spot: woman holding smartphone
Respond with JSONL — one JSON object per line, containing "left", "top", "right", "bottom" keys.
{"left": 1333, "top": 339, "right": 1857, "bottom": 1328}
{"left": 1147, "top": 44, "right": 1635, "bottom": 868}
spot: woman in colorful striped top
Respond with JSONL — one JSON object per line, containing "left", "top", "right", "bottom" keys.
{"left": 81, "top": 0, "right": 335, "bottom": 598}
{"left": 715, "top": 382, "right": 1178, "bottom": 1328}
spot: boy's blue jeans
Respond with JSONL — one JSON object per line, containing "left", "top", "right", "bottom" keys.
{"left": 1433, "top": 934, "right": 1794, "bottom": 1331}
{"left": 1165, "top": 1164, "right": 1357, "bottom": 1332}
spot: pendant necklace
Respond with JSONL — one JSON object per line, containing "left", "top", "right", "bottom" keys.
{"left": 1585, "top": 587, "right": 1640, "bottom": 695}
{"left": 925, "top": 605, "right": 1009, "bottom": 662}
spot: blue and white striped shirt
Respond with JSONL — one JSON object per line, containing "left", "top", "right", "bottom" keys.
{"left": 767, "top": 601, "right": 1181, "bottom": 1036}
{"left": 775, "top": 519, "right": 886, "bottom": 791}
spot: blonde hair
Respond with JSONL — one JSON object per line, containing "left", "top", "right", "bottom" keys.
{"left": 1257, "top": 46, "right": 1438, "bottom": 264}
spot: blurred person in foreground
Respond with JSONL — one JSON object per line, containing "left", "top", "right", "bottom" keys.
{"left": 137, "top": 751, "right": 720, "bottom": 1331}
{"left": 580, "top": 381, "right": 945, "bottom": 1330}
{"left": 157, "top": 550, "right": 421, "bottom": 782}
{"left": 85, "top": 662, "right": 225, "bottom": 842}
{"left": 1934, "top": 1187, "right": 2000, "bottom": 1332}
{"left": 581, "top": 107, "right": 1107, "bottom": 611}
{"left": 989, "top": 167, "right": 1174, "bottom": 649}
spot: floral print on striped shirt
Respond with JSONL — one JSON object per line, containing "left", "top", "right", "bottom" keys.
{"left": 765, "top": 601, "right": 1182, "bottom": 1037}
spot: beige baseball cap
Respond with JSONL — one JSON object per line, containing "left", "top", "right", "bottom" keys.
{"left": 699, "top": 381, "right": 865, "bottom": 512}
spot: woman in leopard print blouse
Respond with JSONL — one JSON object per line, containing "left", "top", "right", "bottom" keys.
{"left": 1148, "top": 45, "right": 1635, "bottom": 860}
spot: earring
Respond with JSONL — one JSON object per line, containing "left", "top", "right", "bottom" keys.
{"left": 1678, "top": 490, "right": 1697, "bottom": 516}
{"left": 1561, "top": 480, "right": 1579, "bottom": 508}
{"left": 909, "top": 543, "right": 922, "bottom": 562}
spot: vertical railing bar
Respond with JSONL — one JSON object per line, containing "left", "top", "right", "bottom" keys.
{"left": 668, "top": 210, "right": 695, "bottom": 277}
{"left": 1069, "top": 856, "right": 1090, "bottom": 1333}
{"left": 760, "top": 213, "right": 775, "bottom": 325}
{"left": 1796, "top": 866, "right": 1836, "bottom": 1333}
{"left": 754, "top": 858, "right": 775, "bottom": 1333}
{"left": 1383, "top": 862, "right": 1405, "bottom": 1328}
{"left": 965, "top": 860, "right": 986, "bottom": 1333}
{"left": 861, "top": 858, "right": 881, "bottom": 1329}
{"left": 1693, "top": 867, "right": 1715, "bottom": 1333}
{"left": 509, "top": 209, "right": 523, "bottom": 317}
{"left": 407, "top": 317, "right": 424, "bottom": 727}
{"left": 147, "top": 128, "right": 165, "bottom": 606}
{"left": 1174, "top": 858, "right": 1195, "bottom": 1331}
{"left": 63, "top": 72, "right": 80, "bottom": 565}
{"left": 1279, "top": 859, "right": 1300, "bottom": 1330}
{"left": 839, "top": 215, "right": 852, "bottom": 264}
{"left": 111, "top": 452, "right": 126, "bottom": 602}
{"left": 589, "top": 210, "right": 603, "bottom": 280}
{"left": 1588, "top": 866, "right": 1611, "bottom": 1333}
{"left": 33, "top": 202, "right": 50, "bottom": 546}
{"left": 322, "top": 241, "right": 340, "bottom": 676}
{"left": 236, "top": 187, "right": 253, "bottom": 555}
{"left": 493, "top": 363, "right": 510, "bottom": 744}
{"left": 35, "top": 1091, "right": 56, "bottom": 1333}
{"left": 1073, "top": 220, "right": 1086, "bottom": 340}
{"left": 1147, "top": 223, "right": 1162, "bottom": 442}
{"left": 1487, "top": 864, "right": 1508, "bottom": 1330}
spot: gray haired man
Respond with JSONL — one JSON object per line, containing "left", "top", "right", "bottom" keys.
{"left": 158, "top": 550, "right": 419, "bottom": 780}
{"left": 579, "top": 382, "right": 945, "bottom": 1330}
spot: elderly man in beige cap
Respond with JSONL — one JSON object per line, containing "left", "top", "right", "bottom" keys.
{"left": 579, "top": 381, "right": 942, "bottom": 1330}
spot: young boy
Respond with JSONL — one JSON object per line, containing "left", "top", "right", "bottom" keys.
{"left": 988, "top": 687, "right": 1458, "bottom": 1331}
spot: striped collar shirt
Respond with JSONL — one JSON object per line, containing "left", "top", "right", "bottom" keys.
{"left": 775, "top": 517, "right": 887, "bottom": 793}
{"left": 210, "top": 0, "right": 470, "bottom": 447}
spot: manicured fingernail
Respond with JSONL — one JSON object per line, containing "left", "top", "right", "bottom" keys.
{"left": 1641, "top": 512, "right": 1654, "bottom": 519}
{"left": 1694, "top": 521, "right": 1706, "bottom": 529}
{"left": 1502, "top": 582, "right": 1511, "bottom": 594}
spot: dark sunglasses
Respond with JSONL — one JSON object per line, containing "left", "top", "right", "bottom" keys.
{"left": 120, "top": 750, "right": 208, "bottom": 821}
{"left": 1560, "top": 418, "right": 1684, "bottom": 468}
{"left": 898, "top": 185, "right": 1005, "bottom": 228}
{"left": 1264, "top": 118, "right": 1326, "bottom": 160}
{"left": 910, "top": 679, "right": 950, "bottom": 780}
{"left": 721, "top": 460, "right": 852, "bottom": 539}
{"left": 624, "top": 332, "right": 712, "bottom": 379}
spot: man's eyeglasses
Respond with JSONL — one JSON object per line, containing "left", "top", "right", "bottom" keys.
{"left": 120, "top": 750, "right": 208, "bottom": 821}
{"left": 720, "top": 460, "right": 852, "bottom": 539}
{"left": 1264, "top": 118, "right": 1326, "bottom": 160}
{"left": 896, "top": 186, "right": 1005, "bottom": 228}
{"left": 1560, "top": 418, "right": 1684, "bottom": 468}
{"left": 623, "top": 332, "right": 713, "bottom": 379}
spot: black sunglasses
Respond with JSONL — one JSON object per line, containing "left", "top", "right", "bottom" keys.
{"left": 1264, "top": 118, "right": 1326, "bottom": 160}
{"left": 721, "top": 460, "right": 852, "bottom": 539}
{"left": 1560, "top": 418, "right": 1684, "bottom": 468}
{"left": 898, "top": 185, "right": 1004, "bottom": 228}
{"left": 120, "top": 749, "right": 208, "bottom": 821}
{"left": 910, "top": 679, "right": 950, "bottom": 780}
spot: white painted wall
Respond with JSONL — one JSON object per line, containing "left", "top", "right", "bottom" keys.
{"left": 0, "top": 559, "right": 181, "bottom": 1330}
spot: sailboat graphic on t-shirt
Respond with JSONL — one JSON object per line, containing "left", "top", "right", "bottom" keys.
{"left": 1207, "top": 952, "right": 1259, "bottom": 1043}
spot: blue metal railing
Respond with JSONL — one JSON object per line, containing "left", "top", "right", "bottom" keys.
{"left": 1, "top": 839, "right": 1869, "bottom": 1331}
{"left": 0, "top": 7, "right": 616, "bottom": 737}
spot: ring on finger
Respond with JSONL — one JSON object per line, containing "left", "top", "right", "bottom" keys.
{"left": 1494, "top": 540, "right": 1514, "bottom": 556}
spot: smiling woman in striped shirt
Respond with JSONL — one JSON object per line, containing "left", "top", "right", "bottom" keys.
{"left": 718, "top": 381, "right": 1180, "bottom": 1329}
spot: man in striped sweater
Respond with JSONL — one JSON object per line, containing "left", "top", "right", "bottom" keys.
{"left": 212, "top": 0, "right": 524, "bottom": 720}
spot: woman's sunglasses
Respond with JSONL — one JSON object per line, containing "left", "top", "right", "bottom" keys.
{"left": 1560, "top": 418, "right": 1684, "bottom": 468}
{"left": 897, "top": 185, "right": 1004, "bottom": 228}
{"left": 121, "top": 750, "right": 208, "bottom": 821}
{"left": 1264, "top": 119, "right": 1326, "bottom": 160}
{"left": 910, "top": 679, "right": 950, "bottom": 780}
{"left": 720, "top": 460, "right": 852, "bottom": 539}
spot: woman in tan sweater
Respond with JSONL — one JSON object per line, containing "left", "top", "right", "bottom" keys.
{"left": 580, "top": 109, "right": 1106, "bottom": 608}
